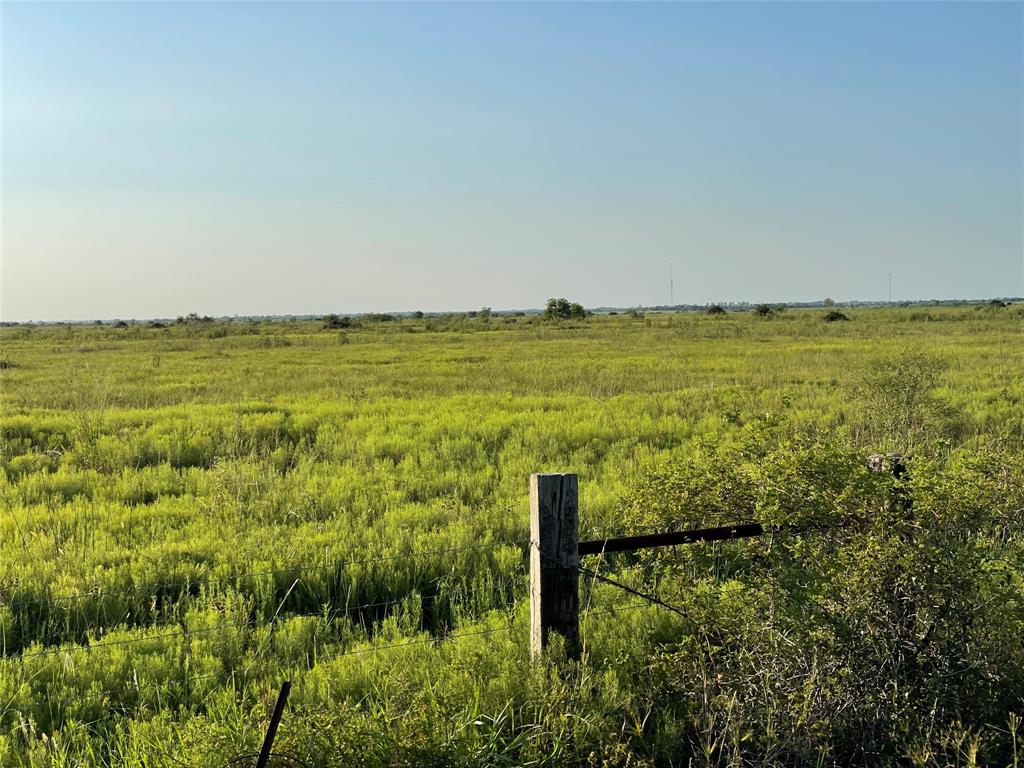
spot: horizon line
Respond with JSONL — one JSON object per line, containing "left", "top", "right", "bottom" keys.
{"left": 3, "top": 296, "right": 1021, "bottom": 326}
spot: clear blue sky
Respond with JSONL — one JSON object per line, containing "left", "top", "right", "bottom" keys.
{"left": 2, "top": 1, "right": 1021, "bottom": 321}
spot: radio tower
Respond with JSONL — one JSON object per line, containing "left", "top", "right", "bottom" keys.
{"left": 670, "top": 265, "right": 674, "bottom": 307}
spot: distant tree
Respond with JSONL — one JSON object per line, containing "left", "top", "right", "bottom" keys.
{"left": 823, "top": 310, "right": 850, "bottom": 322}
{"left": 707, "top": 304, "right": 726, "bottom": 315}
{"left": 544, "top": 298, "right": 587, "bottom": 320}
{"left": 412, "top": 311, "right": 425, "bottom": 319}
{"left": 113, "top": 320, "right": 128, "bottom": 328}
{"left": 175, "top": 312, "right": 213, "bottom": 325}
{"left": 479, "top": 307, "right": 492, "bottom": 320}
{"left": 754, "top": 304, "right": 774, "bottom": 317}
{"left": 544, "top": 298, "right": 567, "bottom": 319}
{"left": 823, "top": 297, "right": 835, "bottom": 307}
{"left": 323, "top": 314, "right": 352, "bottom": 329}
{"left": 988, "top": 299, "right": 1008, "bottom": 308}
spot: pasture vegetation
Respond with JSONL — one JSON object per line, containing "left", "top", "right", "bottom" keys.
{"left": 0, "top": 306, "right": 1022, "bottom": 767}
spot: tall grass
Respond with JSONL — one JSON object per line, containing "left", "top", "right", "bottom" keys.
{"left": 0, "top": 307, "right": 1022, "bottom": 765}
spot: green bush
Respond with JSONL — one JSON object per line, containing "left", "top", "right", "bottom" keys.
{"left": 626, "top": 423, "right": 1024, "bottom": 765}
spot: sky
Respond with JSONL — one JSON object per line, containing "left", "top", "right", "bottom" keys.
{"left": 2, "top": 1, "right": 1022, "bottom": 321}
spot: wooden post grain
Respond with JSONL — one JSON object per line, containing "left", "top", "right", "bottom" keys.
{"left": 530, "top": 473, "right": 580, "bottom": 659}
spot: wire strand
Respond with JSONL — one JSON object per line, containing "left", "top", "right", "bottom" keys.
{"left": 576, "top": 566, "right": 692, "bottom": 621}
{"left": 6, "top": 586, "right": 525, "bottom": 662}
{"left": 0, "top": 541, "right": 517, "bottom": 610}
{"left": 3, "top": 618, "right": 524, "bottom": 734}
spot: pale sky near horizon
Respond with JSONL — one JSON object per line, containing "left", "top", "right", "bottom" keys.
{"left": 2, "top": 2, "right": 1022, "bottom": 322}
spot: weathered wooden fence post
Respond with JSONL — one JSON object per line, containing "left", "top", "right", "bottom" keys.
{"left": 530, "top": 473, "right": 580, "bottom": 659}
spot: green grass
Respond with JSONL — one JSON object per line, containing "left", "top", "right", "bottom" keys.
{"left": 1, "top": 306, "right": 1022, "bottom": 766}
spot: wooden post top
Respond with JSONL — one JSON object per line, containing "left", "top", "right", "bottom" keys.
{"left": 530, "top": 473, "right": 579, "bottom": 569}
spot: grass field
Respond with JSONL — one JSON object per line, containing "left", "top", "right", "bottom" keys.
{"left": 1, "top": 306, "right": 1022, "bottom": 767}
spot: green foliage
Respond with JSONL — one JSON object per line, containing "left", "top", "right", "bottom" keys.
{"left": 322, "top": 314, "right": 352, "bottom": 329}
{"left": 545, "top": 298, "right": 586, "bottom": 321}
{"left": 854, "top": 349, "right": 960, "bottom": 454}
{"left": 626, "top": 424, "right": 1024, "bottom": 764}
{"left": 0, "top": 308, "right": 1021, "bottom": 765}
{"left": 175, "top": 312, "right": 215, "bottom": 325}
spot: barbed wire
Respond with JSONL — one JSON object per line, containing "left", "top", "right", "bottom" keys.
{"left": 4, "top": 599, "right": 667, "bottom": 736}
{"left": 5, "top": 517, "right": 1017, "bottom": 612}
{"left": 583, "top": 601, "right": 653, "bottom": 618}
{"left": 6, "top": 517, "right": 1019, "bottom": 728}
{"left": 5, "top": 572, "right": 679, "bottom": 670}
{"left": 0, "top": 515, "right": 839, "bottom": 610}
{"left": 4, "top": 603, "right": 670, "bottom": 747}
{"left": 316, "top": 620, "right": 520, "bottom": 661}
{"left": 2, "top": 615, "right": 525, "bottom": 737}
{"left": 2, "top": 665, "right": 230, "bottom": 721}
{"left": 0, "top": 541, "right": 520, "bottom": 611}
{"left": 13, "top": 620, "right": 254, "bottom": 661}
{"left": 578, "top": 565, "right": 691, "bottom": 620}
{"left": 5, "top": 584, "right": 525, "bottom": 663}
